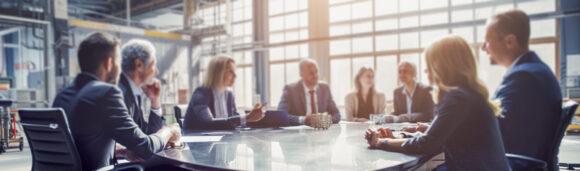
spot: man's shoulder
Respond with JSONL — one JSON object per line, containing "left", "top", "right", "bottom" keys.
{"left": 75, "top": 81, "right": 123, "bottom": 102}
{"left": 392, "top": 86, "right": 404, "bottom": 97}
{"left": 117, "top": 76, "right": 130, "bottom": 92}
{"left": 287, "top": 81, "right": 302, "bottom": 88}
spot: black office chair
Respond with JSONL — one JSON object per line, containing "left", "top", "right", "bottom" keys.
{"left": 507, "top": 153, "right": 548, "bottom": 171}
{"left": 18, "top": 108, "right": 82, "bottom": 171}
{"left": 173, "top": 105, "right": 188, "bottom": 129}
{"left": 506, "top": 101, "right": 578, "bottom": 171}
{"left": 551, "top": 101, "right": 578, "bottom": 171}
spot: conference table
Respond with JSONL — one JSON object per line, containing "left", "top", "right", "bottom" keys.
{"left": 155, "top": 122, "right": 580, "bottom": 170}
{"left": 155, "top": 122, "right": 431, "bottom": 171}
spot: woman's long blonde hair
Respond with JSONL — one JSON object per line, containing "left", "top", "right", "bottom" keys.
{"left": 202, "top": 55, "right": 235, "bottom": 88}
{"left": 424, "top": 35, "right": 499, "bottom": 115}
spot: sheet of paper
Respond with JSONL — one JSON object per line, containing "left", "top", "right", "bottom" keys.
{"left": 281, "top": 125, "right": 314, "bottom": 130}
{"left": 339, "top": 121, "right": 361, "bottom": 124}
{"left": 180, "top": 136, "right": 223, "bottom": 143}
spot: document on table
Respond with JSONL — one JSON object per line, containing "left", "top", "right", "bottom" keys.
{"left": 281, "top": 125, "right": 314, "bottom": 130}
{"left": 180, "top": 136, "right": 223, "bottom": 143}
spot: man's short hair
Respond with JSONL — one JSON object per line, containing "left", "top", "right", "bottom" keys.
{"left": 299, "top": 58, "right": 318, "bottom": 71}
{"left": 489, "top": 9, "right": 530, "bottom": 49}
{"left": 77, "top": 32, "right": 120, "bottom": 73}
{"left": 398, "top": 61, "right": 417, "bottom": 76}
{"left": 121, "top": 39, "right": 156, "bottom": 72}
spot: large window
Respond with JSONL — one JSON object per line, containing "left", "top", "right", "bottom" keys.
{"left": 198, "top": 0, "right": 255, "bottom": 108}
{"left": 268, "top": 0, "right": 309, "bottom": 107}
{"left": 327, "top": 0, "right": 558, "bottom": 109}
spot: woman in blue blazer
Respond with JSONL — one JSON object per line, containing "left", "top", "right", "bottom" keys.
{"left": 184, "top": 56, "right": 265, "bottom": 130}
{"left": 365, "top": 36, "right": 509, "bottom": 170}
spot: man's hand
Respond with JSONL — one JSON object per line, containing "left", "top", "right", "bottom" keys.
{"left": 365, "top": 129, "right": 381, "bottom": 148}
{"left": 304, "top": 114, "right": 313, "bottom": 126}
{"left": 115, "top": 143, "right": 127, "bottom": 158}
{"left": 247, "top": 102, "right": 266, "bottom": 122}
{"left": 376, "top": 128, "right": 396, "bottom": 138}
{"left": 416, "top": 123, "right": 429, "bottom": 133}
{"left": 167, "top": 123, "right": 182, "bottom": 148}
{"left": 143, "top": 80, "right": 161, "bottom": 109}
{"left": 115, "top": 144, "right": 145, "bottom": 162}
{"left": 400, "top": 123, "right": 429, "bottom": 133}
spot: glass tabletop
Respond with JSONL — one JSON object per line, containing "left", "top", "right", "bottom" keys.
{"left": 156, "top": 122, "right": 425, "bottom": 171}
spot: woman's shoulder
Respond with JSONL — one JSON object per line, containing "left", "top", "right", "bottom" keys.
{"left": 345, "top": 91, "right": 358, "bottom": 100}
{"left": 193, "top": 86, "right": 213, "bottom": 97}
{"left": 442, "top": 88, "right": 478, "bottom": 104}
{"left": 374, "top": 91, "right": 386, "bottom": 98}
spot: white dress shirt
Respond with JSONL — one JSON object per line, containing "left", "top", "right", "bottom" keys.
{"left": 508, "top": 52, "right": 526, "bottom": 71}
{"left": 402, "top": 82, "right": 417, "bottom": 115}
{"left": 212, "top": 88, "right": 229, "bottom": 119}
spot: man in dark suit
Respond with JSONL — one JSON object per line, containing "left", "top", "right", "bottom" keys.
{"left": 277, "top": 59, "right": 341, "bottom": 126}
{"left": 482, "top": 9, "right": 562, "bottom": 167}
{"left": 118, "top": 39, "right": 165, "bottom": 134}
{"left": 52, "top": 32, "right": 181, "bottom": 170}
{"left": 391, "top": 62, "right": 435, "bottom": 123}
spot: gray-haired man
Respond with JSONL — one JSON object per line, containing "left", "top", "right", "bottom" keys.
{"left": 118, "top": 39, "right": 165, "bottom": 134}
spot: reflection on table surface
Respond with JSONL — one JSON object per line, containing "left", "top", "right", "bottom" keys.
{"left": 156, "top": 122, "right": 423, "bottom": 171}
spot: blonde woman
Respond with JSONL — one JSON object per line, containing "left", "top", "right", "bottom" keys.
{"left": 365, "top": 36, "right": 509, "bottom": 170}
{"left": 344, "top": 67, "right": 386, "bottom": 122}
{"left": 183, "top": 56, "right": 265, "bottom": 130}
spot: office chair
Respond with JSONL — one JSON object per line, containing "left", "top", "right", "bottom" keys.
{"left": 173, "top": 105, "right": 188, "bottom": 129}
{"left": 506, "top": 153, "right": 547, "bottom": 171}
{"left": 19, "top": 108, "right": 82, "bottom": 171}
{"left": 551, "top": 101, "right": 578, "bottom": 171}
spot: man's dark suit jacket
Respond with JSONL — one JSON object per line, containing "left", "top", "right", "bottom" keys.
{"left": 392, "top": 83, "right": 435, "bottom": 122}
{"left": 118, "top": 73, "right": 165, "bottom": 134}
{"left": 52, "top": 73, "right": 164, "bottom": 170}
{"left": 183, "top": 86, "right": 241, "bottom": 130}
{"left": 494, "top": 51, "right": 562, "bottom": 163}
{"left": 277, "top": 80, "right": 341, "bottom": 125}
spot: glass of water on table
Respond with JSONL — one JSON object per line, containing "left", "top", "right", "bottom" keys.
{"left": 369, "top": 114, "right": 387, "bottom": 129}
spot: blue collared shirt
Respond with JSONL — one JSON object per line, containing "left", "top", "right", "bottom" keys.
{"left": 402, "top": 82, "right": 417, "bottom": 115}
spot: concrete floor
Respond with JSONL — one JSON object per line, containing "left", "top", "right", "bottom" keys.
{"left": 0, "top": 143, "right": 31, "bottom": 171}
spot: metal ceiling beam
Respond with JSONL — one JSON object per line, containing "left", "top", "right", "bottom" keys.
{"left": 111, "top": 0, "right": 183, "bottom": 19}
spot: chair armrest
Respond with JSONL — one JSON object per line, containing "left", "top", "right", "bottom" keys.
{"left": 506, "top": 153, "right": 547, "bottom": 171}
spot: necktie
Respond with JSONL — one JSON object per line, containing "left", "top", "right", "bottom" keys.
{"left": 136, "top": 95, "right": 142, "bottom": 108}
{"left": 309, "top": 90, "right": 317, "bottom": 114}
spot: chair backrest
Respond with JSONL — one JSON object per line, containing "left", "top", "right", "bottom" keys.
{"left": 18, "top": 108, "right": 82, "bottom": 171}
{"left": 549, "top": 101, "right": 578, "bottom": 171}
{"left": 173, "top": 105, "right": 188, "bottom": 128}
